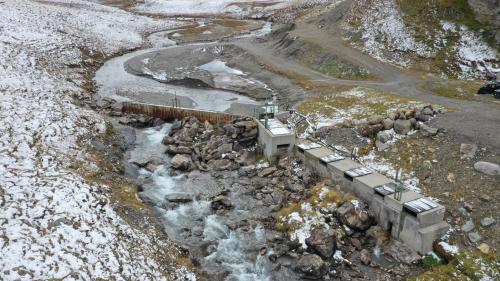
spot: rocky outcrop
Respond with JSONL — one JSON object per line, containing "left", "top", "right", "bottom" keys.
{"left": 294, "top": 254, "right": 328, "bottom": 280}
{"left": 360, "top": 105, "right": 440, "bottom": 138}
{"left": 337, "top": 201, "right": 374, "bottom": 231}
{"left": 171, "top": 154, "right": 194, "bottom": 170}
{"left": 305, "top": 227, "right": 336, "bottom": 259}
{"left": 164, "top": 116, "right": 258, "bottom": 171}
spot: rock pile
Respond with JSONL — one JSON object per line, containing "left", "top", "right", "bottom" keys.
{"left": 163, "top": 116, "right": 259, "bottom": 171}
{"left": 360, "top": 105, "right": 440, "bottom": 139}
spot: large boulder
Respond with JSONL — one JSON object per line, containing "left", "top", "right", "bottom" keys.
{"left": 171, "top": 154, "right": 193, "bottom": 170}
{"left": 376, "top": 131, "right": 392, "bottom": 143}
{"left": 305, "top": 227, "right": 336, "bottom": 259}
{"left": 294, "top": 254, "right": 327, "bottom": 280}
{"left": 211, "top": 196, "right": 233, "bottom": 211}
{"left": 337, "top": 201, "right": 373, "bottom": 231}
{"left": 420, "top": 123, "right": 438, "bottom": 137}
{"left": 210, "top": 159, "right": 239, "bottom": 171}
{"left": 474, "top": 161, "right": 500, "bottom": 176}
{"left": 394, "top": 119, "right": 412, "bottom": 135}
{"left": 166, "top": 145, "right": 192, "bottom": 155}
{"left": 368, "top": 115, "right": 383, "bottom": 125}
{"left": 360, "top": 124, "right": 384, "bottom": 137}
{"left": 382, "top": 118, "right": 394, "bottom": 130}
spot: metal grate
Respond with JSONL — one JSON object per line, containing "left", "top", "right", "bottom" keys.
{"left": 374, "top": 182, "right": 397, "bottom": 196}
{"left": 404, "top": 198, "right": 438, "bottom": 215}
{"left": 297, "top": 142, "right": 322, "bottom": 151}
{"left": 320, "top": 153, "right": 345, "bottom": 164}
{"left": 345, "top": 167, "right": 373, "bottom": 178}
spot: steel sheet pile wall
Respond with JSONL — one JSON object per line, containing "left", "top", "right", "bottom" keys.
{"left": 122, "top": 102, "right": 240, "bottom": 124}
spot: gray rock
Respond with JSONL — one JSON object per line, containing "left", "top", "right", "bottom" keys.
{"left": 460, "top": 144, "right": 478, "bottom": 160}
{"left": 384, "top": 240, "right": 421, "bottom": 264}
{"left": 294, "top": 254, "right": 327, "bottom": 280}
{"left": 162, "top": 136, "right": 176, "bottom": 145}
{"left": 211, "top": 196, "right": 232, "bottom": 211}
{"left": 165, "top": 193, "right": 193, "bottom": 203}
{"left": 171, "top": 154, "right": 193, "bottom": 170}
{"left": 305, "top": 227, "right": 336, "bottom": 259}
{"left": 375, "top": 140, "right": 390, "bottom": 151}
{"left": 211, "top": 159, "right": 238, "bottom": 171}
{"left": 394, "top": 119, "right": 412, "bottom": 135}
{"left": 166, "top": 145, "right": 192, "bottom": 155}
{"left": 360, "top": 124, "right": 384, "bottom": 137}
{"left": 368, "top": 115, "right": 383, "bottom": 125}
{"left": 421, "top": 106, "right": 434, "bottom": 116}
{"left": 461, "top": 220, "right": 475, "bottom": 232}
{"left": 409, "top": 118, "right": 417, "bottom": 129}
{"left": 259, "top": 167, "right": 277, "bottom": 177}
{"left": 474, "top": 161, "right": 500, "bottom": 176}
{"left": 420, "top": 123, "right": 438, "bottom": 137}
{"left": 480, "top": 217, "right": 495, "bottom": 227}
{"left": 382, "top": 118, "right": 394, "bottom": 130}
{"left": 377, "top": 130, "right": 392, "bottom": 143}
{"left": 337, "top": 201, "right": 373, "bottom": 231}
{"left": 360, "top": 249, "right": 371, "bottom": 265}
{"left": 468, "top": 232, "right": 482, "bottom": 244}
{"left": 416, "top": 113, "right": 432, "bottom": 122}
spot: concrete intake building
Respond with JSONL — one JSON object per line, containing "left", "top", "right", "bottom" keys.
{"left": 295, "top": 139, "right": 449, "bottom": 254}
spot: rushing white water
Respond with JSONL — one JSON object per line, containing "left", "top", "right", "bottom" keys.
{"left": 120, "top": 20, "right": 283, "bottom": 280}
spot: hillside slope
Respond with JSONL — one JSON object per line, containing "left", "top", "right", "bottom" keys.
{"left": 342, "top": 0, "right": 499, "bottom": 78}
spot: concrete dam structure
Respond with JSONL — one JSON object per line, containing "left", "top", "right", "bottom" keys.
{"left": 295, "top": 140, "right": 449, "bottom": 254}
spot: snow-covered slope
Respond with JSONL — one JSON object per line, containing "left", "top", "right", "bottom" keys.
{"left": 134, "top": 0, "right": 333, "bottom": 18}
{"left": 344, "top": 0, "right": 499, "bottom": 78}
{"left": 0, "top": 1, "right": 194, "bottom": 280}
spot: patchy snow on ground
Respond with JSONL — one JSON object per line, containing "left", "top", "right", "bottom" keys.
{"left": 360, "top": 150, "right": 421, "bottom": 192}
{"left": 451, "top": 24, "right": 500, "bottom": 78}
{"left": 345, "top": 0, "right": 499, "bottom": 78}
{"left": 134, "top": 0, "right": 289, "bottom": 17}
{"left": 345, "top": 0, "right": 432, "bottom": 67}
{"left": 134, "top": 0, "right": 334, "bottom": 18}
{"left": 0, "top": 1, "right": 195, "bottom": 280}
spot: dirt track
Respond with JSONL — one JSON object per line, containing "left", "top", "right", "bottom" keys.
{"left": 229, "top": 4, "right": 500, "bottom": 153}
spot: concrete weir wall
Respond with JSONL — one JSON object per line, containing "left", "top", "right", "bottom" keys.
{"left": 296, "top": 140, "right": 449, "bottom": 254}
{"left": 122, "top": 102, "right": 240, "bottom": 124}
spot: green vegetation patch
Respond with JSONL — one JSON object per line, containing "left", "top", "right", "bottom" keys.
{"left": 297, "top": 86, "right": 426, "bottom": 125}
{"left": 275, "top": 181, "right": 350, "bottom": 233}
{"left": 294, "top": 39, "right": 377, "bottom": 81}
{"left": 397, "top": 0, "right": 498, "bottom": 48}
{"left": 420, "top": 80, "right": 484, "bottom": 100}
{"left": 413, "top": 251, "right": 500, "bottom": 281}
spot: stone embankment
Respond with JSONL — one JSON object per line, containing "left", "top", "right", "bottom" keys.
{"left": 164, "top": 116, "right": 259, "bottom": 171}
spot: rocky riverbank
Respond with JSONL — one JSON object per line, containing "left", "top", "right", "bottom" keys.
{"left": 117, "top": 115, "right": 424, "bottom": 280}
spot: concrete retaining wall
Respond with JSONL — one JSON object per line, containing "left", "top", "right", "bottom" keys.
{"left": 296, "top": 139, "right": 449, "bottom": 254}
{"left": 122, "top": 102, "right": 241, "bottom": 124}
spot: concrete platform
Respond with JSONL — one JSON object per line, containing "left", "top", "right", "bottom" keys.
{"left": 294, "top": 138, "right": 449, "bottom": 254}
{"left": 303, "top": 147, "right": 336, "bottom": 178}
{"left": 353, "top": 172, "right": 394, "bottom": 202}
{"left": 385, "top": 190, "right": 423, "bottom": 211}
{"left": 328, "top": 159, "right": 362, "bottom": 193}
{"left": 304, "top": 147, "right": 335, "bottom": 159}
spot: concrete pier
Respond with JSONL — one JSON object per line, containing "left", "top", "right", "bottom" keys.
{"left": 295, "top": 139, "right": 449, "bottom": 254}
